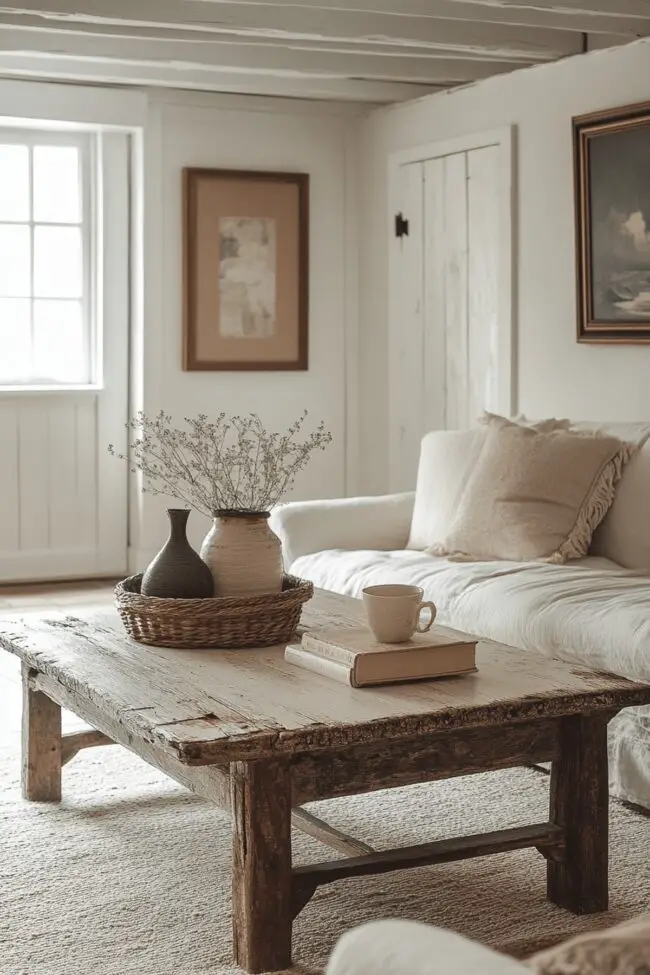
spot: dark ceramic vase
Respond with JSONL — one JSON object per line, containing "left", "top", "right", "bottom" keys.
{"left": 141, "top": 509, "right": 214, "bottom": 599}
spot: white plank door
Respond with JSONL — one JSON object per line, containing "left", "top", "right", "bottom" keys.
{"left": 389, "top": 131, "right": 512, "bottom": 490}
{"left": 422, "top": 156, "right": 446, "bottom": 435}
{"left": 0, "top": 132, "right": 129, "bottom": 583}
{"left": 467, "top": 145, "right": 500, "bottom": 423}
{"left": 440, "top": 151, "right": 470, "bottom": 430}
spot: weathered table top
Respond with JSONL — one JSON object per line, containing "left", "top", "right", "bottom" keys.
{"left": 2, "top": 588, "right": 649, "bottom": 766}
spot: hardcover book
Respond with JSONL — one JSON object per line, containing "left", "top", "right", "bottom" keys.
{"left": 285, "top": 626, "right": 477, "bottom": 688}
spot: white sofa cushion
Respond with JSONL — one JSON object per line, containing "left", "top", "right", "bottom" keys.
{"left": 592, "top": 445, "right": 650, "bottom": 571}
{"left": 292, "top": 548, "right": 650, "bottom": 683}
{"left": 270, "top": 493, "right": 415, "bottom": 569}
{"left": 572, "top": 421, "right": 650, "bottom": 442}
{"left": 590, "top": 429, "right": 650, "bottom": 571}
{"left": 407, "top": 430, "right": 484, "bottom": 551}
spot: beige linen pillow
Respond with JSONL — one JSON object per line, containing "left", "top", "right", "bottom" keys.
{"left": 527, "top": 913, "right": 650, "bottom": 974}
{"left": 429, "top": 416, "right": 636, "bottom": 563}
{"left": 408, "top": 416, "right": 584, "bottom": 552}
{"left": 486, "top": 411, "right": 573, "bottom": 433}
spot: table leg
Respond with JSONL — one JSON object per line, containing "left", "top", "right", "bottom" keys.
{"left": 21, "top": 664, "right": 62, "bottom": 802}
{"left": 231, "top": 758, "right": 292, "bottom": 973}
{"left": 547, "top": 713, "right": 609, "bottom": 914}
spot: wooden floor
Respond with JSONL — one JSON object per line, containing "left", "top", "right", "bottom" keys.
{"left": 0, "top": 578, "right": 116, "bottom": 611}
{"left": 0, "top": 580, "right": 116, "bottom": 744}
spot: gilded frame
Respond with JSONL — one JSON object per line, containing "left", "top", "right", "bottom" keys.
{"left": 574, "top": 101, "right": 650, "bottom": 343}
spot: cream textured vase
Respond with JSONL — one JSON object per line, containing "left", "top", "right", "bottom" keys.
{"left": 200, "top": 511, "right": 284, "bottom": 596}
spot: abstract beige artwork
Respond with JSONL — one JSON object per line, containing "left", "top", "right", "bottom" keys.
{"left": 218, "top": 217, "right": 277, "bottom": 338}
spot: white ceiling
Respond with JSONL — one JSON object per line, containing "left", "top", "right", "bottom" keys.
{"left": 0, "top": 1, "right": 647, "bottom": 104}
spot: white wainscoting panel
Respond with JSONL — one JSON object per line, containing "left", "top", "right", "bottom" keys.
{"left": 0, "top": 402, "right": 19, "bottom": 555}
{"left": 0, "top": 393, "right": 124, "bottom": 582}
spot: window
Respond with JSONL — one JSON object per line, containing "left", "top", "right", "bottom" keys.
{"left": 0, "top": 130, "right": 94, "bottom": 386}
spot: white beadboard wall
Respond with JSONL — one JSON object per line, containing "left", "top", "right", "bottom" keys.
{"left": 0, "top": 394, "right": 99, "bottom": 580}
{"left": 133, "top": 90, "right": 364, "bottom": 564}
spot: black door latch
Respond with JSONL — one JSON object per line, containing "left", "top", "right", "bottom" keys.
{"left": 395, "top": 212, "right": 409, "bottom": 238}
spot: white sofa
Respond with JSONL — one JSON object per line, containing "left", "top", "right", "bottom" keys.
{"left": 271, "top": 421, "right": 650, "bottom": 810}
{"left": 326, "top": 916, "right": 650, "bottom": 975}
{"left": 326, "top": 921, "right": 526, "bottom": 975}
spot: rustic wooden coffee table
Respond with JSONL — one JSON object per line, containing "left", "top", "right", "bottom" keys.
{"left": 3, "top": 589, "right": 650, "bottom": 973}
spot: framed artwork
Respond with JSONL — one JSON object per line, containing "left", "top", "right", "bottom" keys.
{"left": 183, "top": 168, "right": 309, "bottom": 370}
{"left": 574, "top": 101, "right": 650, "bottom": 343}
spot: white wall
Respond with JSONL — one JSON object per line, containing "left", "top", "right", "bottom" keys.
{"left": 0, "top": 78, "right": 364, "bottom": 568}
{"left": 359, "top": 37, "right": 650, "bottom": 494}
{"left": 135, "top": 90, "right": 364, "bottom": 560}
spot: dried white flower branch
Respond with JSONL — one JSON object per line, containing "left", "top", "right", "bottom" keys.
{"left": 108, "top": 410, "right": 332, "bottom": 517}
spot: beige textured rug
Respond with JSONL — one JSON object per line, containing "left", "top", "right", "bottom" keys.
{"left": 2, "top": 740, "right": 650, "bottom": 975}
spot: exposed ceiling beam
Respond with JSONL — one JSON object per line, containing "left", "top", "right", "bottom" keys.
{"left": 0, "top": 27, "right": 541, "bottom": 82}
{"left": 191, "top": 0, "right": 650, "bottom": 17}
{"left": 2, "top": 0, "right": 649, "bottom": 35}
{"left": 0, "top": 1, "right": 642, "bottom": 108}
{"left": 0, "top": 3, "right": 599, "bottom": 61}
{"left": 0, "top": 51, "right": 440, "bottom": 101}
{"left": 586, "top": 30, "right": 637, "bottom": 48}
{"left": 0, "top": 12, "right": 594, "bottom": 62}
{"left": 454, "top": 0, "right": 650, "bottom": 16}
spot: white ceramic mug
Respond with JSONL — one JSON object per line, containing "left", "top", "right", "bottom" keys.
{"left": 362, "top": 584, "right": 437, "bottom": 644}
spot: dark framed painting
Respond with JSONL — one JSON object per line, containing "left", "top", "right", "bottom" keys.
{"left": 182, "top": 168, "right": 309, "bottom": 370}
{"left": 574, "top": 101, "right": 650, "bottom": 343}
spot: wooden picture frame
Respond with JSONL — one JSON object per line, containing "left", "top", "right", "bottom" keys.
{"left": 183, "top": 168, "right": 309, "bottom": 370}
{"left": 574, "top": 101, "right": 650, "bottom": 343}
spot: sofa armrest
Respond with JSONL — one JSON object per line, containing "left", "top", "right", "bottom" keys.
{"left": 326, "top": 921, "right": 528, "bottom": 975}
{"left": 269, "top": 492, "right": 415, "bottom": 569}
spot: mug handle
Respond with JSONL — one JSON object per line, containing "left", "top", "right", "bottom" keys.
{"left": 416, "top": 601, "right": 437, "bottom": 633}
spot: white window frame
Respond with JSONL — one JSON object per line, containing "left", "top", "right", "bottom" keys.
{"left": 0, "top": 127, "right": 99, "bottom": 389}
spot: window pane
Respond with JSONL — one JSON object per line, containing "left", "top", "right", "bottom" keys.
{"left": 34, "top": 226, "right": 83, "bottom": 298}
{"left": 0, "top": 145, "right": 29, "bottom": 221}
{"left": 0, "top": 298, "right": 31, "bottom": 382}
{"left": 33, "top": 146, "right": 81, "bottom": 224}
{"left": 0, "top": 225, "right": 30, "bottom": 297}
{"left": 33, "top": 300, "right": 86, "bottom": 383}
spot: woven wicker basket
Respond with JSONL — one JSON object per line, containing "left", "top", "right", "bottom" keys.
{"left": 114, "top": 573, "right": 314, "bottom": 649}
